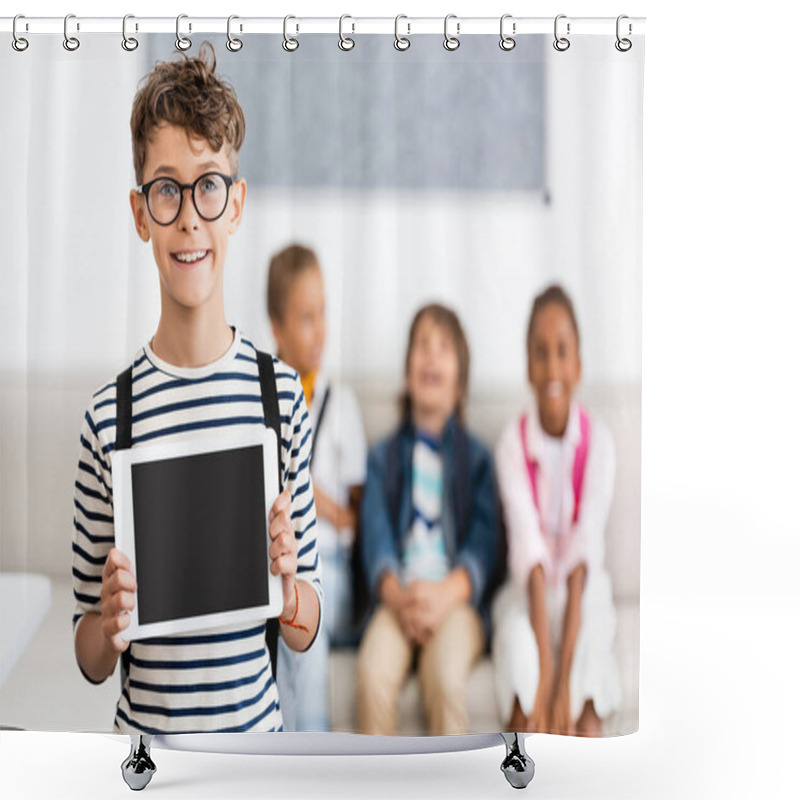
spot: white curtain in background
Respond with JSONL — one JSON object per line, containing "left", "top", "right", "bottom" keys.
{"left": 0, "top": 26, "right": 642, "bottom": 738}
{"left": 0, "top": 33, "right": 642, "bottom": 580}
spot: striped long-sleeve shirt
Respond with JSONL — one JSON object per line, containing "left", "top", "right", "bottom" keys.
{"left": 72, "top": 329, "right": 322, "bottom": 733}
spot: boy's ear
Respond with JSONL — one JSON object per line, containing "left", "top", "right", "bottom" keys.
{"left": 129, "top": 189, "right": 150, "bottom": 243}
{"left": 227, "top": 177, "right": 247, "bottom": 235}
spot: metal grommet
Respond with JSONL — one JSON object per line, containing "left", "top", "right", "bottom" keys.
{"left": 227, "top": 15, "right": 243, "bottom": 52}
{"left": 63, "top": 13, "right": 80, "bottom": 51}
{"left": 338, "top": 14, "right": 355, "bottom": 51}
{"left": 443, "top": 14, "right": 460, "bottom": 51}
{"left": 499, "top": 14, "right": 516, "bottom": 51}
{"left": 175, "top": 14, "right": 191, "bottom": 51}
{"left": 122, "top": 14, "right": 139, "bottom": 51}
{"left": 12, "top": 14, "right": 29, "bottom": 52}
{"left": 394, "top": 14, "right": 410, "bottom": 51}
{"left": 283, "top": 15, "right": 299, "bottom": 52}
{"left": 615, "top": 14, "right": 632, "bottom": 52}
{"left": 553, "top": 14, "right": 570, "bottom": 52}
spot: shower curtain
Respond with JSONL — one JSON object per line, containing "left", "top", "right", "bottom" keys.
{"left": 0, "top": 17, "right": 643, "bottom": 743}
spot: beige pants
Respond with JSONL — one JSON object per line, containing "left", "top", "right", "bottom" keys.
{"left": 356, "top": 603, "right": 484, "bottom": 735}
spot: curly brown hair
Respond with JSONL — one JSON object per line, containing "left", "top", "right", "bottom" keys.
{"left": 130, "top": 41, "right": 245, "bottom": 185}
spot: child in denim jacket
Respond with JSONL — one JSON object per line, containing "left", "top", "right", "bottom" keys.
{"left": 357, "top": 303, "right": 498, "bottom": 735}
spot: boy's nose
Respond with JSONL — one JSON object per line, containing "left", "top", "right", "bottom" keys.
{"left": 176, "top": 187, "right": 200, "bottom": 229}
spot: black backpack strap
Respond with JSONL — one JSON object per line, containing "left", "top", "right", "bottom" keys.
{"left": 115, "top": 366, "right": 133, "bottom": 452}
{"left": 255, "top": 350, "right": 283, "bottom": 679}
{"left": 309, "top": 386, "right": 330, "bottom": 469}
{"left": 256, "top": 350, "right": 284, "bottom": 493}
{"left": 114, "top": 366, "right": 133, "bottom": 687}
{"left": 384, "top": 425, "right": 405, "bottom": 530}
{"left": 265, "top": 616, "right": 280, "bottom": 680}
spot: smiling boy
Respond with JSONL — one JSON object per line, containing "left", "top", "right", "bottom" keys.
{"left": 357, "top": 304, "right": 499, "bottom": 736}
{"left": 71, "top": 44, "right": 321, "bottom": 733}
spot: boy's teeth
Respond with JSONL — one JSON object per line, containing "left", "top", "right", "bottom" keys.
{"left": 174, "top": 250, "right": 207, "bottom": 263}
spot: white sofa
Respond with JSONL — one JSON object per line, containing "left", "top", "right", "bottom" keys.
{"left": 0, "top": 573, "right": 52, "bottom": 687}
{"left": 329, "top": 379, "right": 641, "bottom": 736}
{"left": 0, "top": 373, "right": 639, "bottom": 734}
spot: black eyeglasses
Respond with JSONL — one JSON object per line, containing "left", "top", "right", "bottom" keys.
{"left": 138, "top": 172, "right": 237, "bottom": 226}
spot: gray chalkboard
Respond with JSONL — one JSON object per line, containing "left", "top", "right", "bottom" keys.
{"left": 143, "top": 34, "right": 545, "bottom": 191}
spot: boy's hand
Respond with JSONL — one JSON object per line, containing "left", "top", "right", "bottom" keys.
{"left": 268, "top": 489, "right": 299, "bottom": 616}
{"left": 380, "top": 573, "right": 418, "bottom": 643}
{"left": 406, "top": 569, "right": 472, "bottom": 645}
{"left": 405, "top": 580, "right": 442, "bottom": 644}
{"left": 398, "top": 596, "right": 426, "bottom": 644}
{"left": 99, "top": 548, "right": 136, "bottom": 652}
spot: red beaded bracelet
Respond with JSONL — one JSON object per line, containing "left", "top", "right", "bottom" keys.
{"left": 278, "top": 582, "right": 309, "bottom": 633}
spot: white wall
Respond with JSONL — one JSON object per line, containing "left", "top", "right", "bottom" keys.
{"left": 1, "top": 35, "right": 642, "bottom": 578}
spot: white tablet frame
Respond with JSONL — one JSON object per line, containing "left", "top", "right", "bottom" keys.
{"left": 111, "top": 426, "right": 283, "bottom": 641}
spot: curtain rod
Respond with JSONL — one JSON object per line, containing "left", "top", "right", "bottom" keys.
{"left": 1, "top": 16, "right": 646, "bottom": 37}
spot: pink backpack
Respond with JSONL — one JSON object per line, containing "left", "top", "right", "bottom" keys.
{"left": 519, "top": 407, "right": 591, "bottom": 525}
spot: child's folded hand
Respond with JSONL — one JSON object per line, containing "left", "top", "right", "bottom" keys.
{"left": 100, "top": 547, "right": 136, "bottom": 652}
{"left": 395, "top": 588, "right": 428, "bottom": 645}
{"left": 268, "top": 489, "right": 299, "bottom": 612}
{"left": 406, "top": 580, "right": 450, "bottom": 638}
{"left": 398, "top": 601, "right": 422, "bottom": 644}
{"left": 382, "top": 576, "right": 419, "bottom": 643}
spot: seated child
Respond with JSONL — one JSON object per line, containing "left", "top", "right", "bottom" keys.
{"left": 357, "top": 303, "right": 498, "bottom": 736}
{"left": 71, "top": 43, "right": 322, "bottom": 733}
{"left": 267, "top": 243, "right": 368, "bottom": 731}
{"left": 492, "top": 285, "right": 621, "bottom": 735}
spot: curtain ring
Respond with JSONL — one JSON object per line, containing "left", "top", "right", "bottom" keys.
{"left": 615, "top": 15, "right": 632, "bottom": 52}
{"left": 175, "top": 14, "right": 191, "bottom": 51}
{"left": 394, "top": 14, "right": 410, "bottom": 51}
{"left": 227, "top": 15, "right": 243, "bottom": 51}
{"left": 122, "top": 14, "right": 139, "bottom": 52}
{"left": 283, "top": 15, "right": 299, "bottom": 52}
{"left": 553, "top": 14, "right": 570, "bottom": 52}
{"left": 63, "top": 14, "right": 80, "bottom": 51}
{"left": 12, "top": 15, "right": 29, "bottom": 52}
{"left": 338, "top": 14, "right": 355, "bottom": 51}
{"left": 443, "top": 14, "right": 460, "bottom": 51}
{"left": 499, "top": 14, "right": 516, "bottom": 51}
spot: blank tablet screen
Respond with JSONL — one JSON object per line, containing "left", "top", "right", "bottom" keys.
{"left": 131, "top": 445, "right": 269, "bottom": 626}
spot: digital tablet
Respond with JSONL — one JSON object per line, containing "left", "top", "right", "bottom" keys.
{"left": 111, "top": 426, "right": 283, "bottom": 641}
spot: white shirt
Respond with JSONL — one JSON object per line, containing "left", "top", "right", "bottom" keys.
{"left": 494, "top": 399, "right": 616, "bottom": 591}
{"left": 307, "top": 373, "right": 367, "bottom": 554}
{"left": 402, "top": 434, "right": 450, "bottom": 584}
